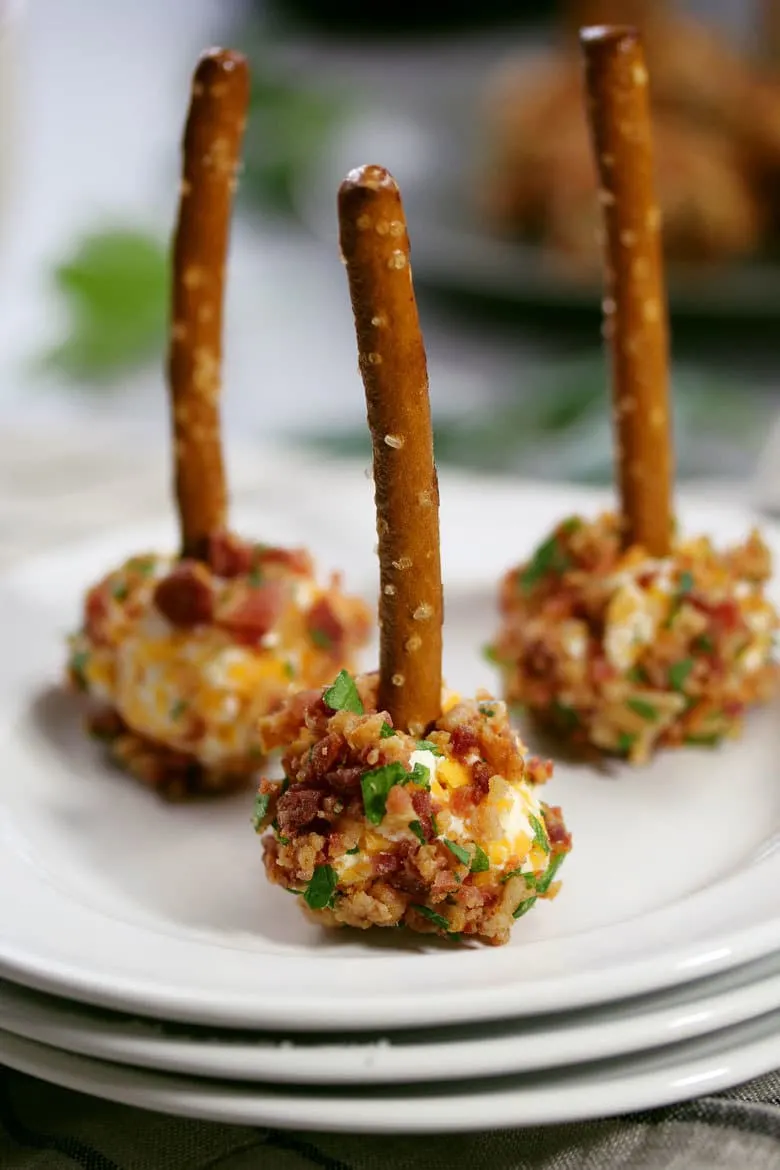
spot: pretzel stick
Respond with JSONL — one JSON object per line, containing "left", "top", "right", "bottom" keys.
{"left": 338, "top": 165, "right": 443, "bottom": 736}
{"left": 168, "top": 48, "right": 250, "bottom": 560}
{"left": 580, "top": 26, "right": 673, "bottom": 557}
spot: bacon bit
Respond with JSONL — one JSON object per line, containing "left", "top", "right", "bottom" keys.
{"left": 307, "top": 597, "right": 344, "bottom": 651}
{"left": 471, "top": 760, "right": 492, "bottom": 803}
{"left": 257, "top": 546, "right": 313, "bottom": 576}
{"left": 154, "top": 563, "right": 214, "bottom": 627}
{"left": 704, "top": 600, "right": 741, "bottom": 632}
{"left": 526, "top": 756, "right": 554, "bottom": 784}
{"left": 543, "top": 804, "right": 572, "bottom": 851}
{"left": 450, "top": 725, "right": 479, "bottom": 759}
{"left": 322, "top": 765, "right": 364, "bottom": 794}
{"left": 590, "top": 656, "right": 616, "bottom": 684}
{"left": 723, "top": 700, "right": 744, "bottom": 718}
{"left": 374, "top": 851, "right": 401, "bottom": 876}
{"left": 525, "top": 641, "right": 557, "bottom": 677}
{"left": 306, "top": 733, "right": 345, "bottom": 780}
{"left": 217, "top": 580, "right": 286, "bottom": 644}
{"left": 276, "top": 787, "right": 322, "bottom": 836}
{"left": 431, "top": 868, "right": 460, "bottom": 896}
{"left": 410, "top": 788, "right": 433, "bottom": 838}
{"left": 88, "top": 706, "right": 126, "bottom": 740}
{"left": 84, "top": 584, "right": 110, "bottom": 643}
{"left": 206, "top": 531, "right": 255, "bottom": 578}
{"left": 450, "top": 786, "right": 475, "bottom": 818}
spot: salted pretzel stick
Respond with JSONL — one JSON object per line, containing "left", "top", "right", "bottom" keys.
{"left": 338, "top": 165, "right": 443, "bottom": 736}
{"left": 168, "top": 48, "right": 250, "bottom": 560}
{"left": 580, "top": 26, "right": 673, "bottom": 557}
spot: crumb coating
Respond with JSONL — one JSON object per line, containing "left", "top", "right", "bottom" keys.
{"left": 254, "top": 673, "right": 571, "bottom": 946}
{"left": 491, "top": 513, "right": 778, "bottom": 762}
{"left": 66, "top": 531, "right": 371, "bottom": 795}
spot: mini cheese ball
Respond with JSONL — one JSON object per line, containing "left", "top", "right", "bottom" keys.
{"left": 67, "top": 532, "right": 371, "bottom": 798}
{"left": 491, "top": 514, "right": 779, "bottom": 763}
{"left": 254, "top": 672, "right": 571, "bottom": 945}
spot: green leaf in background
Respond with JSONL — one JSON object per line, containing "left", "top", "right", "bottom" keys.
{"left": 298, "top": 354, "right": 775, "bottom": 483}
{"left": 41, "top": 229, "right": 168, "bottom": 384}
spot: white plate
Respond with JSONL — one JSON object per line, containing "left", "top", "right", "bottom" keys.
{"left": 1, "top": 477, "right": 780, "bottom": 1031}
{"left": 2, "top": 1013, "right": 780, "bottom": 1132}
{"left": 1, "top": 951, "right": 780, "bottom": 1085}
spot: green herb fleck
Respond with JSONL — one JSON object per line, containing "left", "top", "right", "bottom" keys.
{"left": 283, "top": 661, "right": 295, "bottom": 681}
{"left": 252, "top": 791, "right": 271, "bottom": 831}
{"left": 310, "top": 628, "right": 332, "bottom": 650}
{"left": 616, "top": 731, "right": 637, "bottom": 754}
{"left": 482, "top": 643, "right": 509, "bottom": 668}
{"left": 345, "top": 846, "right": 360, "bottom": 855}
{"left": 535, "top": 851, "right": 565, "bottom": 896}
{"left": 553, "top": 699, "right": 580, "bottom": 730}
{"left": 627, "top": 698, "right": 659, "bottom": 722}
{"left": 626, "top": 665, "right": 647, "bottom": 684}
{"left": 519, "top": 534, "right": 570, "bottom": 594}
{"left": 408, "top": 762, "right": 431, "bottom": 789}
{"left": 513, "top": 896, "right": 538, "bottom": 919}
{"left": 529, "top": 814, "right": 551, "bottom": 855}
{"left": 304, "top": 865, "right": 338, "bottom": 911}
{"left": 684, "top": 733, "right": 721, "bottom": 747}
{"left": 470, "top": 845, "right": 490, "bottom": 873}
{"left": 694, "top": 634, "right": 715, "bottom": 654}
{"left": 678, "top": 571, "right": 695, "bottom": 595}
{"left": 413, "top": 904, "right": 452, "bottom": 932}
{"left": 502, "top": 867, "right": 537, "bottom": 886}
{"left": 416, "top": 739, "right": 443, "bottom": 756}
{"left": 111, "top": 581, "right": 129, "bottom": 602}
{"left": 271, "top": 818, "right": 290, "bottom": 845}
{"left": 380, "top": 722, "right": 396, "bottom": 739}
{"left": 323, "top": 670, "right": 364, "bottom": 715}
{"left": 69, "top": 650, "right": 89, "bottom": 690}
{"left": 443, "top": 839, "right": 471, "bottom": 866}
{"left": 169, "top": 699, "right": 188, "bottom": 721}
{"left": 430, "top": 812, "right": 440, "bottom": 837}
{"left": 479, "top": 704, "right": 496, "bottom": 718}
{"left": 560, "top": 516, "right": 582, "bottom": 534}
{"left": 248, "top": 566, "right": 264, "bottom": 588}
{"left": 360, "top": 762, "right": 408, "bottom": 824}
{"left": 409, "top": 820, "right": 426, "bottom": 845}
{"left": 668, "top": 658, "right": 694, "bottom": 691}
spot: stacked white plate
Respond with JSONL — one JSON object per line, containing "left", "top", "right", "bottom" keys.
{"left": 1, "top": 469, "right": 779, "bottom": 1133}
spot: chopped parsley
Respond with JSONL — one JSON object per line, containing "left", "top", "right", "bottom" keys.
{"left": 513, "top": 896, "right": 538, "bottom": 919}
{"left": 529, "top": 814, "right": 551, "bottom": 855}
{"left": 248, "top": 566, "right": 264, "bottom": 588}
{"left": 470, "top": 845, "right": 490, "bottom": 873}
{"left": 323, "top": 670, "right": 364, "bottom": 715}
{"left": 303, "top": 865, "right": 338, "bottom": 910}
{"left": 345, "top": 845, "right": 360, "bottom": 855}
{"left": 668, "top": 658, "right": 694, "bottom": 691}
{"left": 430, "top": 812, "right": 440, "bottom": 837}
{"left": 684, "top": 733, "right": 721, "bottom": 747}
{"left": 678, "top": 570, "right": 695, "bottom": 595}
{"left": 169, "top": 698, "right": 188, "bottom": 721}
{"left": 413, "top": 904, "right": 451, "bottom": 931}
{"left": 693, "top": 633, "right": 715, "bottom": 654}
{"left": 128, "top": 555, "right": 155, "bottom": 576}
{"left": 310, "top": 627, "right": 333, "bottom": 650}
{"left": 380, "top": 722, "right": 396, "bottom": 739}
{"left": 616, "top": 731, "right": 637, "bottom": 754}
{"left": 518, "top": 533, "right": 570, "bottom": 594}
{"left": 416, "top": 739, "right": 443, "bottom": 756}
{"left": 409, "top": 819, "right": 426, "bottom": 845}
{"left": 361, "top": 760, "right": 428, "bottom": 824}
{"left": 627, "top": 698, "right": 659, "bottom": 722}
{"left": 251, "top": 791, "right": 271, "bottom": 831}
{"left": 111, "top": 581, "right": 129, "bottom": 602}
{"left": 479, "top": 704, "right": 496, "bottom": 718}
{"left": 560, "top": 516, "right": 582, "bottom": 535}
{"left": 535, "top": 851, "right": 565, "bottom": 896}
{"left": 502, "top": 867, "right": 537, "bottom": 886}
{"left": 553, "top": 699, "right": 580, "bottom": 730}
{"left": 69, "top": 650, "right": 89, "bottom": 690}
{"left": 482, "top": 643, "right": 509, "bottom": 668}
{"left": 283, "top": 661, "right": 295, "bottom": 681}
{"left": 443, "top": 839, "right": 471, "bottom": 866}
{"left": 626, "top": 665, "right": 647, "bottom": 684}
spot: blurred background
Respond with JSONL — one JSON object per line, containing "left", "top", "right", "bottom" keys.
{"left": 3, "top": 0, "right": 780, "bottom": 493}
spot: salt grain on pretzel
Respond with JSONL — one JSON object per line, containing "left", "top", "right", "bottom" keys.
{"left": 168, "top": 48, "right": 249, "bottom": 561}
{"left": 338, "top": 164, "right": 443, "bottom": 736}
{"left": 581, "top": 25, "right": 672, "bottom": 557}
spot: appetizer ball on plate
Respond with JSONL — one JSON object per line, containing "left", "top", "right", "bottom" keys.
{"left": 255, "top": 672, "right": 569, "bottom": 945}
{"left": 492, "top": 515, "right": 777, "bottom": 762}
{"left": 253, "top": 164, "right": 572, "bottom": 943}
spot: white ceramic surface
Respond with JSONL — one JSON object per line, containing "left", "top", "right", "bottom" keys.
{"left": 1, "top": 477, "right": 780, "bottom": 1031}
{"left": 1, "top": 1014, "right": 780, "bottom": 1132}
{"left": 1, "top": 952, "right": 780, "bottom": 1085}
